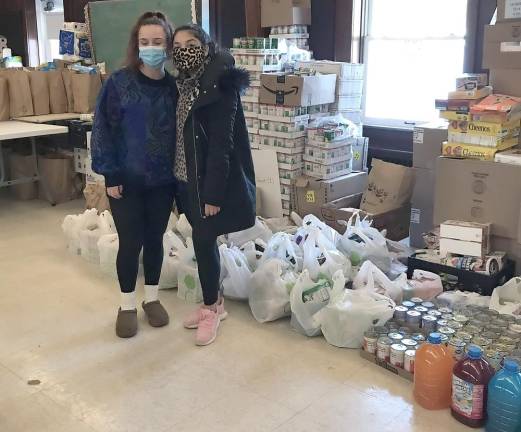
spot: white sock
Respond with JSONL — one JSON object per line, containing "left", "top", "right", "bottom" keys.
{"left": 144, "top": 285, "right": 159, "bottom": 304}
{"left": 121, "top": 291, "right": 137, "bottom": 311}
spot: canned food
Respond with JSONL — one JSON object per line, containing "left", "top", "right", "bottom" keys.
{"left": 404, "top": 350, "right": 416, "bottom": 373}
{"left": 476, "top": 314, "right": 491, "bottom": 322}
{"left": 509, "top": 322, "right": 521, "bottom": 334}
{"left": 453, "top": 314, "right": 469, "bottom": 324}
{"left": 493, "top": 320, "right": 509, "bottom": 329}
{"left": 388, "top": 332, "right": 404, "bottom": 343}
{"left": 472, "top": 336, "right": 492, "bottom": 349}
{"left": 440, "top": 333, "right": 450, "bottom": 344}
{"left": 406, "top": 310, "right": 422, "bottom": 326}
{"left": 374, "top": 326, "right": 388, "bottom": 336}
{"left": 505, "top": 330, "right": 521, "bottom": 340}
{"left": 498, "top": 336, "right": 516, "bottom": 346}
{"left": 441, "top": 314, "right": 454, "bottom": 321}
{"left": 437, "top": 319, "right": 449, "bottom": 329}
{"left": 500, "top": 314, "right": 517, "bottom": 323}
{"left": 439, "top": 326, "right": 456, "bottom": 338}
{"left": 487, "top": 326, "right": 503, "bottom": 337}
{"left": 422, "top": 315, "right": 438, "bottom": 333}
{"left": 394, "top": 306, "right": 409, "bottom": 322}
{"left": 401, "top": 301, "right": 415, "bottom": 309}
{"left": 485, "top": 349, "right": 504, "bottom": 370}
{"left": 449, "top": 338, "right": 467, "bottom": 361}
{"left": 247, "top": 38, "right": 255, "bottom": 49}
{"left": 487, "top": 309, "right": 500, "bottom": 317}
{"left": 464, "top": 325, "right": 482, "bottom": 335}
{"left": 399, "top": 327, "right": 411, "bottom": 336}
{"left": 233, "top": 38, "right": 241, "bottom": 48}
{"left": 402, "top": 338, "right": 418, "bottom": 349}
{"left": 421, "top": 302, "right": 435, "bottom": 309}
{"left": 387, "top": 322, "right": 399, "bottom": 331}
{"left": 412, "top": 333, "right": 426, "bottom": 344}
{"left": 455, "top": 331, "right": 473, "bottom": 343}
{"left": 414, "top": 306, "right": 429, "bottom": 314}
{"left": 447, "top": 321, "right": 464, "bottom": 331}
{"left": 427, "top": 310, "right": 442, "bottom": 318}
{"left": 390, "top": 344, "right": 407, "bottom": 368}
{"left": 363, "top": 330, "right": 378, "bottom": 354}
{"left": 439, "top": 307, "right": 453, "bottom": 314}
{"left": 410, "top": 297, "right": 424, "bottom": 305}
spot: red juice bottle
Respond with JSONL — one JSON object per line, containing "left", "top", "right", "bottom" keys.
{"left": 451, "top": 345, "right": 495, "bottom": 428}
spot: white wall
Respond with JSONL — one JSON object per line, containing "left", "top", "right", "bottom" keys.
{"left": 35, "top": 0, "right": 65, "bottom": 64}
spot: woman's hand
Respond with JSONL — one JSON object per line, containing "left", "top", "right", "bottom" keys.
{"left": 205, "top": 204, "right": 221, "bottom": 217}
{"left": 107, "top": 185, "right": 124, "bottom": 199}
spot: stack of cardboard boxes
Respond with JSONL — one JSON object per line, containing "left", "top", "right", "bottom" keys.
{"left": 258, "top": 71, "right": 336, "bottom": 215}
{"left": 431, "top": 1, "right": 521, "bottom": 270}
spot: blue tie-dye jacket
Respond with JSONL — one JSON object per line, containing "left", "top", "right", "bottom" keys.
{"left": 91, "top": 68, "right": 177, "bottom": 188}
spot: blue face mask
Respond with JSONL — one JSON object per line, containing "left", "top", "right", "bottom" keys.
{"left": 139, "top": 46, "right": 167, "bottom": 69}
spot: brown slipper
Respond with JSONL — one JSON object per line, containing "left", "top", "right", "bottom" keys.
{"left": 142, "top": 301, "right": 169, "bottom": 328}
{"left": 116, "top": 308, "right": 138, "bottom": 338}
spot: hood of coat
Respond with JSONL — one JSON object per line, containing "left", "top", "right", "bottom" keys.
{"left": 199, "top": 50, "right": 250, "bottom": 96}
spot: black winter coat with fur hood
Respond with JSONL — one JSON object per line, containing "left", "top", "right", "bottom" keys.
{"left": 175, "top": 50, "right": 256, "bottom": 237}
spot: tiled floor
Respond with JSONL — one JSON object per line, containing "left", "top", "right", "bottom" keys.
{"left": 0, "top": 192, "right": 477, "bottom": 431}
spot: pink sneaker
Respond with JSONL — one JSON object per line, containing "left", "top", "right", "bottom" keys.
{"left": 183, "top": 300, "right": 228, "bottom": 329}
{"left": 196, "top": 309, "right": 220, "bottom": 346}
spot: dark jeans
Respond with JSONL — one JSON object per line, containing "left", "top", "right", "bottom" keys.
{"left": 176, "top": 183, "right": 221, "bottom": 306}
{"left": 109, "top": 184, "right": 175, "bottom": 293}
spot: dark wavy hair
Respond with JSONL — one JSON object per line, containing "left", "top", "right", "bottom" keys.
{"left": 173, "top": 24, "right": 217, "bottom": 56}
{"left": 125, "top": 11, "right": 174, "bottom": 70}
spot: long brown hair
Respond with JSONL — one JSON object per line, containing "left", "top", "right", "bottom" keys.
{"left": 125, "top": 11, "right": 174, "bottom": 71}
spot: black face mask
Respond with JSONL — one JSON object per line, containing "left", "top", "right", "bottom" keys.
{"left": 173, "top": 46, "right": 206, "bottom": 71}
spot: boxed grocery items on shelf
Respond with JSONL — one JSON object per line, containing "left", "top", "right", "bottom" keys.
{"left": 259, "top": 73, "right": 336, "bottom": 107}
{"left": 442, "top": 141, "right": 517, "bottom": 161}
{"left": 303, "top": 159, "right": 351, "bottom": 180}
{"left": 304, "top": 145, "right": 352, "bottom": 165}
{"left": 261, "top": 0, "right": 311, "bottom": 28}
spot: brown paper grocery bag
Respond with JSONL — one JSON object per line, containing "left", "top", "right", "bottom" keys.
{"left": 47, "top": 70, "right": 68, "bottom": 114}
{"left": 72, "top": 73, "right": 102, "bottom": 114}
{"left": 61, "top": 69, "right": 76, "bottom": 113}
{"left": 38, "top": 153, "right": 78, "bottom": 204}
{"left": 8, "top": 152, "right": 38, "bottom": 200}
{"left": 6, "top": 70, "right": 34, "bottom": 118}
{"left": 28, "top": 71, "right": 50, "bottom": 116}
{"left": 0, "top": 76, "right": 9, "bottom": 120}
{"left": 83, "top": 183, "right": 110, "bottom": 213}
{"left": 361, "top": 159, "right": 415, "bottom": 214}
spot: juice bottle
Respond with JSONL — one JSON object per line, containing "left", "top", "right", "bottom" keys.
{"left": 451, "top": 345, "right": 495, "bottom": 428}
{"left": 414, "top": 332, "right": 455, "bottom": 409}
{"left": 486, "top": 360, "right": 521, "bottom": 432}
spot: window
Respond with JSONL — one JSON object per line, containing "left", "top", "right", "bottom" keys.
{"left": 363, "top": 0, "right": 468, "bottom": 128}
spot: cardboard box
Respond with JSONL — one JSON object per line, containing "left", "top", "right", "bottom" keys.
{"left": 490, "top": 69, "right": 521, "bottom": 97}
{"left": 448, "top": 86, "right": 492, "bottom": 100}
{"left": 490, "top": 235, "right": 521, "bottom": 272}
{"left": 413, "top": 121, "right": 448, "bottom": 170}
{"left": 495, "top": 148, "right": 521, "bottom": 165}
{"left": 261, "top": 0, "right": 311, "bottom": 28}
{"left": 434, "top": 157, "right": 521, "bottom": 241}
{"left": 260, "top": 73, "right": 336, "bottom": 107}
{"left": 442, "top": 141, "right": 517, "bottom": 160}
{"left": 439, "top": 111, "right": 472, "bottom": 122}
{"left": 446, "top": 132, "right": 519, "bottom": 148}
{"left": 351, "top": 137, "right": 369, "bottom": 172}
{"left": 296, "top": 60, "right": 365, "bottom": 80}
{"left": 448, "top": 118, "right": 521, "bottom": 137}
{"left": 440, "top": 238, "right": 488, "bottom": 258}
{"left": 292, "top": 171, "right": 368, "bottom": 217}
{"left": 483, "top": 22, "right": 521, "bottom": 69}
{"left": 497, "top": 0, "right": 521, "bottom": 23}
{"left": 440, "top": 221, "right": 491, "bottom": 243}
{"left": 410, "top": 168, "right": 436, "bottom": 248}
{"left": 320, "top": 194, "right": 411, "bottom": 241}
{"left": 456, "top": 73, "right": 488, "bottom": 91}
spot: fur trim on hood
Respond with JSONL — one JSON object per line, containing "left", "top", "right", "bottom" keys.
{"left": 219, "top": 67, "right": 251, "bottom": 95}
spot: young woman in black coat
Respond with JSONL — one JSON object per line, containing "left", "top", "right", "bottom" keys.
{"left": 172, "top": 24, "right": 256, "bottom": 346}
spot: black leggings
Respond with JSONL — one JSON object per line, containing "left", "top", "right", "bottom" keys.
{"left": 109, "top": 184, "right": 175, "bottom": 293}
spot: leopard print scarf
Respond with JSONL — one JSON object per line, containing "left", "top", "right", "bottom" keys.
{"left": 174, "top": 55, "right": 211, "bottom": 182}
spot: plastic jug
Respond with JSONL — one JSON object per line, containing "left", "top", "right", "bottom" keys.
{"left": 414, "top": 332, "right": 455, "bottom": 409}
{"left": 451, "top": 345, "right": 495, "bottom": 428}
{"left": 486, "top": 360, "right": 521, "bottom": 432}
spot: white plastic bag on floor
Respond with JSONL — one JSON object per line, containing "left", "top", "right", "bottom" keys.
{"left": 226, "top": 217, "right": 273, "bottom": 246}
{"left": 166, "top": 212, "right": 179, "bottom": 233}
{"left": 263, "top": 217, "right": 298, "bottom": 235}
{"left": 338, "top": 212, "right": 391, "bottom": 273}
{"left": 79, "top": 210, "right": 114, "bottom": 264}
{"left": 62, "top": 208, "right": 99, "bottom": 255}
{"left": 403, "top": 269, "right": 443, "bottom": 301}
{"left": 221, "top": 245, "right": 253, "bottom": 300}
{"left": 490, "top": 277, "right": 521, "bottom": 316}
{"left": 302, "top": 228, "right": 351, "bottom": 281}
{"left": 260, "top": 232, "right": 303, "bottom": 272}
{"left": 317, "top": 271, "right": 396, "bottom": 348}
{"left": 177, "top": 237, "right": 203, "bottom": 303}
{"left": 290, "top": 269, "right": 333, "bottom": 337}
{"left": 301, "top": 214, "right": 340, "bottom": 247}
{"left": 353, "top": 261, "right": 405, "bottom": 303}
{"left": 437, "top": 290, "right": 491, "bottom": 309}
{"left": 98, "top": 233, "right": 119, "bottom": 278}
{"left": 158, "top": 231, "right": 185, "bottom": 290}
{"left": 249, "top": 259, "right": 297, "bottom": 323}
{"left": 176, "top": 214, "right": 193, "bottom": 241}
{"left": 240, "top": 241, "right": 263, "bottom": 271}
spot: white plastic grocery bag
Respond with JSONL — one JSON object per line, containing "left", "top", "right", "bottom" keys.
{"left": 317, "top": 272, "right": 396, "bottom": 348}
{"left": 437, "top": 290, "right": 491, "bottom": 309}
{"left": 221, "top": 245, "right": 253, "bottom": 300}
{"left": 226, "top": 217, "right": 273, "bottom": 245}
{"left": 240, "top": 240, "right": 263, "bottom": 271}
{"left": 290, "top": 269, "right": 333, "bottom": 337}
{"left": 260, "top": 232, "right": 303, "bottom": 272}
{"left": 402, "top": 269, "right": 443, "bottom": 301}
{"left": 302, "top": 227, "right": 351, "bottom": 282}
{"left": 158, "top": 231, "right": 185, "bottom": 290}
{"left": 177, "top": 237, "right": 203, "bottom": 303}
{"left": 353, "top": 260, "right": 404, "bottom": 303}
{"left": 249, "top": 258, "right": 297, "bottom": 323}
{"left": 176, "top": 214, "right": 193, "bottom": 241}
{"left": 338, "top": 212, "right": 391, "bottom": 273}
{"left": 490, "top": 277, "right": 521, "bottom": 316}
{"left": 97, "top": 233, "right": 119, "bottom": 278}
{"left": 62, "top": 208, "right": 99, "bottom": 255}
{"left": 301, "top": 214, "right": 340, "bottom": 247}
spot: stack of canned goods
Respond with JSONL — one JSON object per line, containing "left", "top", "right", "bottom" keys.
{"left": 259, "top": 104, "right": 310, "bottom": 118}
{"left": 232, "top": 37, "right": 278, "bottom": 50}
{"left": 270, "top": 25, "right": 308, "bottom": 35}
{"left": 233, "top": 53, "right": 279, "bottom": 67}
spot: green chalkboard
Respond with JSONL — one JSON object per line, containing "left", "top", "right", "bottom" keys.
{"left": 88, "top": 0, "right": 193, "bottom": 72}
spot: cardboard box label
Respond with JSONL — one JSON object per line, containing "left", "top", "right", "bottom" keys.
{"left": 411, "top": 208, "right": 421, "bottom": 224}
{"left": 413, "top": 129, "right": 424, "bottom": 145}
{"left": 306, "top": 190, "right": 315, "bottom": 203}
{"left": 506, "top": 0, "right": 521, "bottom": 19}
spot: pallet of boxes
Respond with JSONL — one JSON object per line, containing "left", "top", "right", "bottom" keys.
{"left": 430, "top": 5, "right": 521, "bottom": 272}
